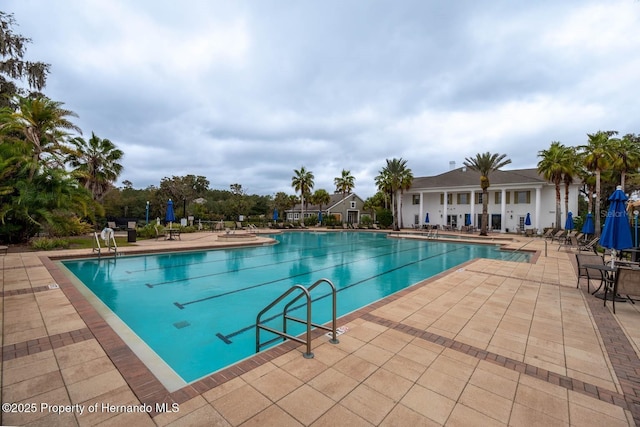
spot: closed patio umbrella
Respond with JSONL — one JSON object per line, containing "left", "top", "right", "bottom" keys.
{"left": 525, "top": 213, "right": 531, "bottom": 227}
{"left": 425, "top": 213, "right": 429, "bottom": 224}
{"left": 318, "top": 210, "right": 322, "bottom": 223}
{"left": 600, "top": 186, "right": 633, "bottom": 266}
{"left": 582, "top": 212, "right": 595, "bottom": 237}
{"left": 166, "top": 199, "right": 175, "bottom": 229}
{"left": 565, "top": 212, "right": 574, "bottom": 230}
{"left": 273, "top": 209, "right": 279, "bottom": 221}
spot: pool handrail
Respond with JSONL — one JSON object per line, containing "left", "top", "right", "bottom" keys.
{"left": 283, "top": 278, "right": 339, "bottom": 345}
{"left": 255, "top": 278, "right": 340, "bottom": 359}
{"left": 256, "top": 284, "right": 314, "bottom": 358}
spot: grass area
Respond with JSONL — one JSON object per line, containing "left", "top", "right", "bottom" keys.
{"left": 66, "top": 235, "right": 135, "bottom": 249}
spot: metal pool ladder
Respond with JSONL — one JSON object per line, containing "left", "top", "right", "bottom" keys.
{"left": 255, "top": 278, "right": 339, "bottom": 359}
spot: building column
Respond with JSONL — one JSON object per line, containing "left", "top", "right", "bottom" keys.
{"left": 470, "top": 190, "right": 475, "bottom": 226}
{"left": 501, "top": 189, "right": 507, "bottom": 233}
{"left": 419, "top": 192, "right": 424, "bottom": 227}
{"left": 442, "top": 191, "right": 448, "bottom": 227}
{"left": 535, "top": 187, "right": 542, "bottom": 234}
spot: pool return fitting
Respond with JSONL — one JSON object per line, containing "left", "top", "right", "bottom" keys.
{"left": 255, "top": 278, "right": 340, "bottom": 359}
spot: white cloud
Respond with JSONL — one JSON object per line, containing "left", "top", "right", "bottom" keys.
{"left": 3, "top": 0, "right": 639, "bottom": 199}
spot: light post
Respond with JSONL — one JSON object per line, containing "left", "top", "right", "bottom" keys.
{"left": 146, "top": 201, "right": 150, "bottom": 225}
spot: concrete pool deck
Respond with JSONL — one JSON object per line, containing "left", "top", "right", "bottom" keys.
{"left": 2, "top": 229, "right": 640, "bottom": 426}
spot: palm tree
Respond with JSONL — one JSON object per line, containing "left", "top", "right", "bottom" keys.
{"left": 610, "top": 133, "right": 640, "bottom": 190}
{"left": 291, "top": 166, "right": 314, "bottom": 224}
{"left": 0, "top": 95, "right": 81, "bottom": 180}
{"left": 579, "top": 130, "right": 617, "bottom": 235}
{"left": 309, "top": 189, "right": 331, "bottom": 223}
{"left": 464, "top": 152, "right": 512, "bottom": 236}
{"left": 537, "top": 142, "right": 572, "bottom": 230}
{"left": 562, "top": 147, "right": 580, "bottom": 226}
{"left": 375, "top": 158, "right": 412, "bottom": 231}
{"left": 68, "top": 132, "right": 124, "bottom": 202}
{"left": 334, "top": 169, "right": 355, "bottom": 223}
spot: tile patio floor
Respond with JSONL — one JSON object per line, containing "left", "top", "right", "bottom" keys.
{"left": 2, "top": 230, "right": 640, "bottom": 426}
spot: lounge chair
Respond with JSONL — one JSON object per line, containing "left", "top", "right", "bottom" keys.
{"left": 578, "top": 237, "right": 599, "bottom": 254}
{"left": 542, "top": 229, "right": 554, "bottom": 240}
{"left": 558, "top": 235, "right": 578, "bottom": 251}
{"left": 551, "top": 230, "right": 566, "bottom": 243}
{"left": 605, "top": 266, "right": 640, "bottom": 313}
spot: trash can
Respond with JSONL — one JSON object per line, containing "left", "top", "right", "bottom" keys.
{"left": 127, "top": 228, "right": 136, "bottom": 243}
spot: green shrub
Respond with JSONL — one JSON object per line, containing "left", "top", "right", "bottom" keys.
{"left": 376, "top": 208, "right": 393, "bottom": 228}
{"left": 360, "top": 215, "right": 373, "bottom": 227}
{"left": 30, "top": 237, "right": 70, "bottom": 250}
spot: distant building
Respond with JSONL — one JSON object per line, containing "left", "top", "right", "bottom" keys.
{"left": 402, "top": 167, "right": 580, "bottom": 233}
{"left": 286, "top": 193, "right": 370, "bottom": 224}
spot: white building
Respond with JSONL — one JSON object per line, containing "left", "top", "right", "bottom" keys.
{"left": 402, "top": 167, "right": 581, "bottom": 233}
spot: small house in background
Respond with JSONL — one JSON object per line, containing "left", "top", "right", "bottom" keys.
{"left": 286, "top": 193, "right": 370, "bottom": 225}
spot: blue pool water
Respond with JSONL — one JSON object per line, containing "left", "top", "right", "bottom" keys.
{"left": 61, "top": 232, "right": 528, "bottom": 383}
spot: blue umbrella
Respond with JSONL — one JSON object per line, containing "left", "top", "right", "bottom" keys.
{"left": 165, "top": 199, "right": 175, "bottom": 227}
{"left": 582, "top": 212, "right": 595, "bottom": 236}
{"left": 425, "top": 213, "right": 430, "bottom": 224}
{"left": 273, "top": 209, "right": 279, "bottom": 221}
{"left": 600, "top": 186, "right": 633, "bottom": 265}
{"left": 465, "top": 214, "right": 471, "bottom": 226}
{"left": 525, "top": 213, "right": 531, "bottom": 226}
{"left": 318, "top": 210, "right": 322, "bottom": 223}
{"left": 565, "top": 212, "right": 574, "bottom": 230}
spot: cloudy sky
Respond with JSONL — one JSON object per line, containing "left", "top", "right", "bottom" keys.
{"left": 4, "top": 1, "right": 640, "bottom": 198}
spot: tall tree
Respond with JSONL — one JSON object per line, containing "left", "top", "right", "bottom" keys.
{"left": 0, "top": 12, "right": 50, "bottom": 107}
{"left": 375, "top": 158, "right": 412, "bottom": 231}
{"left": 463, "top": 152, "right": 512, "bottom": 236}
{"left": 610, "top": 133, "right": 640, "bottom": 190}
{"left": 68, "top": 132, "right": 124, "bottom": 202}
{"left": 562, "top": 146, "right": 580, "bottom": 226}
{"left": 291, "top": 166, "right": 314, "bottom": 223}
{"left": 537, "top": 142, "right": 572, "bottom": 230}
{"left": 334, "top": 169, "right": 355, "bottom": 222}
{"left": 0, "top": 95, "right": 81, "bottom": 180}
{"left": 309, "top": 189, "right": 331, "bottom": 221}
{"left": 579, "top": 130, "right": 617, "bottom": 236}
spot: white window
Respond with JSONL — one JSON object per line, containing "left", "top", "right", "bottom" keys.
{"left": 350, "top": 201, "right": 356, "bottom": 209}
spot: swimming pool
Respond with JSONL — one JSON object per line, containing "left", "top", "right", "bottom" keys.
{"left": 61, "top": 231, "right": 528, "bottom": 387}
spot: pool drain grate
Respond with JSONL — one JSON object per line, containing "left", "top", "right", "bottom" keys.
{"left": 173, "top": 321, "right": 190, "bottom": 329}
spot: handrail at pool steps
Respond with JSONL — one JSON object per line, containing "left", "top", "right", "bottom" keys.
{"left": 93, "top": 229, "right": 119, "bottom": 258}
{"left": 508, "top": 238, "right": 536, "bottom": 261}
{"left": 255, "top": 278, "right": 340, "bottom": 359}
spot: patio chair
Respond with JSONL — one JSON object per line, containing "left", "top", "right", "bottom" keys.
{"left": 154, "top": 225, "right": 167, "bottom": 241}
{"left": 605, "top": 266, "right": 640, "bottom": 313}
{"left": 576, "top": 252, "right": 605, "bottom": 293}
